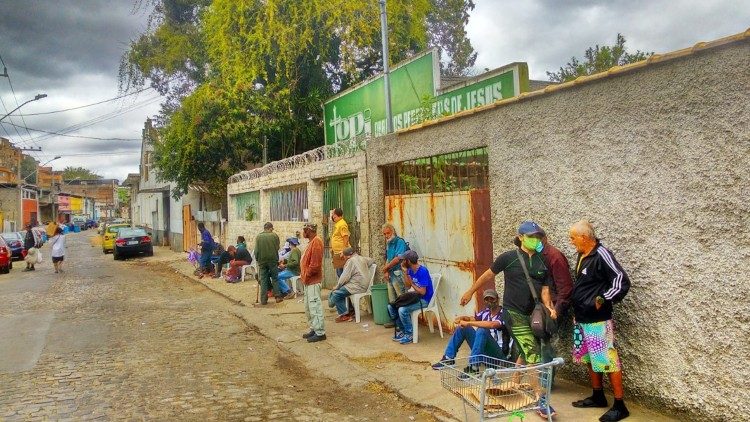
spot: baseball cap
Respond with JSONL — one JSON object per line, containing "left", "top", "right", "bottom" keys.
{"left": 398, "top": 250, "right": 419, "bottom": 263}
{"left": 483, "top": 289, "right": 499, "bottom": 301}
{"left": 517, "top": 220, "right": 545, "bottom": 236}
{"left": 286, "top": 237, "right": 300, "bottom": 246}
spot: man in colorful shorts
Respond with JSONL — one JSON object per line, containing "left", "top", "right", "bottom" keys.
{"left": 569, "top": 220, "right": 631, "bottom": 422}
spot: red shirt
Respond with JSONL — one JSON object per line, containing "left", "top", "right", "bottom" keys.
{"left": 300, "top": 236, "right": 323, "bottom": 285}
{"left": 542, "top": 243, "right": 574, "bottom": 315}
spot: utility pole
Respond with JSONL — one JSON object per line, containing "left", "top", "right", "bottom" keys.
{"left": 379, "top": 0, "right": 393, "bottom": 134}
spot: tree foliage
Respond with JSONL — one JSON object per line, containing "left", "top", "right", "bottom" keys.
{"left": 20, "top": 156, "right": 38, "bottom": 184}
{"left": 547, "top": 34, "right": 652, "bottom": 83}
{"left": 61, "top": 166, "right": 102, "bottom": 181}
{"left": 121, "top": 0, "right": 476, "bottom": 198}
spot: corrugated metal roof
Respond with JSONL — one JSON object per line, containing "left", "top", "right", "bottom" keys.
{"left": 400, "top": 28, "right": 750, "bottom": 134}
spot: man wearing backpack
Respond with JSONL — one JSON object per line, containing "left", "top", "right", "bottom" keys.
{"left": 569, "top": 220, "right": 631, "bottom": 422}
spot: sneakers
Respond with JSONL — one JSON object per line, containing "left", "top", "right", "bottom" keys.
{"left": 572, "top": 395, "right": 608, "bottom": 408}
{"left": 599, "top": 403, "right": 630, "bottom": 422}
{"left": 335, "top": 314, "right": 353, "bottom": 323}
{"left": 307, "top": 333, "right": 327, "bottom": 343}
{"left": 302, "top": 330, "right": 315, "bottom": 339}
{"left": 537, "top": 394, "right": 557, "bottom": 418}
{"left": 431, "top": 357, "right": 455, "bottom": 370}
{"left": 392, "top": 331, "right": 405, "bottom": 342}
{"left": 398, "top": 334, "right": 413, "bottom": 345}
{"left": 458, "top": 365, "right": 480, "bottom": 380}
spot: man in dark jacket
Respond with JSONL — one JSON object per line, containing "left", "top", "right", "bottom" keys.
{"left": 255, "top": 222, "right": 282, "bottom": 304}
{"left": 569, "top": 220, "right": 631, "bottom": 422}
{"left": 23, "top": 225, "right": 36, "bottom": 271}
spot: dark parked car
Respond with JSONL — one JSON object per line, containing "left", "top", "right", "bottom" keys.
{"left": 113, "top": 227, "right": 153, "bottom": 260}
{"left": 0, "top": 236, "right": 12, "bottom": 273}
{"left": 85, "top": 219, "right": 98, "bottom": 230}
{"left": 1, "top": 232, "right": 25, "bottom": 260}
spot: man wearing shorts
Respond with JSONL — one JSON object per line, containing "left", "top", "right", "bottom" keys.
{"left": 460, "top": 221, "right": 557, "bottom": 418}
{"left": 569, "top": 220, "right": 631, "bottom": 422}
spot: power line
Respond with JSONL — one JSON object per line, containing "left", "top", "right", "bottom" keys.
{"left": 8, "top": 86, "right": 153, "bottom": 117}
{"left": 54, "top": 151, "right": 141, "bottom": 157}
{"left": 0, "top": 52, "right": 42, "bottom": 159}
{"left": 0, "top": 122, "right": 140, "bottom": 141}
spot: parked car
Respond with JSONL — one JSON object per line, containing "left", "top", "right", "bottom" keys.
{"left": 25, "top": 228, "right": 44, "bottom": 248}
{"left": 85, "top": 219, "right": 98, "bottom": 230}
{"left": 0, "top": 236, "right": 12, "bottom": 273}
{"left": 1, "top": 232, "right": 25, "bottom": 260}
{"left": 101, "top": 223, "right": 131, "bottom": 254}
{"left": 113, "top": 227, "right": 153, "bottom": 260}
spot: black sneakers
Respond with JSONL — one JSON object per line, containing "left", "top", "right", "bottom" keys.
{"left": 599, "top": 405, "right": 630, "bottom": 422}
{"left": 307, "top": 333, "right": 327, "bottom": 343}
{"left": 302, "top": 330, "right": 315, "bottom": 339}
{"left": 431, "top": 357, "right": 455, "bottom": 370}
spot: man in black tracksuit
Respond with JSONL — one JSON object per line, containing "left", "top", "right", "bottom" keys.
{"left": 569, "top": 220, "right": 631, "bottom": 422}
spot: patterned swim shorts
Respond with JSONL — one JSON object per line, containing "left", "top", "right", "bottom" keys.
{"left": 504, "top": 309, "right": 541, "bottom": 365}
{"left": 572, "top": 320, "right": 621, "bottom": 373}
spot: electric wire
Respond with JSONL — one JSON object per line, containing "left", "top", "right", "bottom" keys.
{"left": 8, "top": 86, "right": 154, "bottom": 117}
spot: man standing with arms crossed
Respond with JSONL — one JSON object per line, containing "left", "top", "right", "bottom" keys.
{"left": 300, "top": 223, "right": 326, "bottom": 343}
{"left": 569, "top": 220, "right": 631, "bottom": 422}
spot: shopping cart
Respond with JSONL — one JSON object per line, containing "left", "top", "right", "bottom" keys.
{"left": 440, "top": 355, "right": 564, "bottom": 422}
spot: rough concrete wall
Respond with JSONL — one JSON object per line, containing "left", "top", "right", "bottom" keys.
{"left": 385, "top": 42, "right": 749, "bottom": 420}
{"left": 227, "top": 154, "right": 370, "bottom": 272}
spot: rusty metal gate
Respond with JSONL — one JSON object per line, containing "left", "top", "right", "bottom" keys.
{"left": 321, "top": 176, "right": 360, "bottom": 288}
{"left": 383, "top": 148, "right": 493, "bottom": 329}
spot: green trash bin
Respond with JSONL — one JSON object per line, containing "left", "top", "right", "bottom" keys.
{"left": 371, "top": 283, "right": 391, "bottom": 325}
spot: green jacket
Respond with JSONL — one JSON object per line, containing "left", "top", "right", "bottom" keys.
{"left": 254, "top": 231, "right": 280, "bottom": 264}
{"left": 286, "top": 248, "right": 301, "bottom": 274}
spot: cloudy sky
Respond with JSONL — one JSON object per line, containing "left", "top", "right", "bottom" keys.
{"left": 0, "top": 1, "right": 747, "bottom": 183}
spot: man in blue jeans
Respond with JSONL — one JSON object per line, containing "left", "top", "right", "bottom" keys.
{"left": 431, "top": 289, "right": 511, "bottom": 372}
{"left": 387, "top": 250, "right": 433, "bottom": 345}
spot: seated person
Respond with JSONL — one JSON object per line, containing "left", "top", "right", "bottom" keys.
{"left": 387, "top": 250, "right": 433, "bottom": 345}
{"left": 431, "top": 289, "right": 511, "bottom": 371}
{"left": 225, "top": 245, "right": 253, "bottom": 282}
{"left": 236, "top": 236, "right": 247, "bottom": 250}
{"left": 328, "top": 247, "right": 375, "bottom": 322}
{"left": 277, "top": 238, "right": 301, "bottom": 297}
{"left": 212, "top": 244, "right": 232, "bottom": 279}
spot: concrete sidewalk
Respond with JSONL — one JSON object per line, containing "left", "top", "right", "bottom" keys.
{"left": 149, "top": 245, "right": 677, "bottom": 422}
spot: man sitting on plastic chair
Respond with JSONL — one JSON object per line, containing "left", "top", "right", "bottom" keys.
{"left": 387, "top": 250, "right": 433, "bottom": 345}
{"left": 277, "top": 237, "right": 302, "bottom": 297}
{"left": 328, "top": 247, "right": 375, "bottom": 322}
{"left": 431, "top": 289, "right": 511, "bottom": 371}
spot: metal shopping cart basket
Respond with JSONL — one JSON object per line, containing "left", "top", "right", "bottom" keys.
{"left": 440, "top": 355, "right": 564, "bottom": 422}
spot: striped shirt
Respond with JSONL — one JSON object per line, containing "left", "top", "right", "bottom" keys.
{"left": 475, "top": 307, "right": 506, "bottom": 348}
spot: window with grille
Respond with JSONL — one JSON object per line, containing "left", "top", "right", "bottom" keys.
{"left": 382, "top": 147, "right": 489, "bottom": 195}
{"left": 269, "top": 185, "right": 308, "bottom": 221}
{"left": 233, "top": 191, "right": 260, "bottom": 221}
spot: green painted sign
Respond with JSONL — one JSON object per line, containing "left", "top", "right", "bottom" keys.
{"left": 324, "top": 50, "right": 438, "bottom": 144}
{"left": 323, "top": 51, "right": 529, "bottom": 144}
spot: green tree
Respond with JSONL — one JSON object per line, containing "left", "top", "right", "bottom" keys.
{"left": 427, "top": 0, "right": 477, "bottom": 77}
{"left": 61, "top": 166, "right": 102, "bottom": 181}
{"left": 20, "top": 156, "right": 38, "bottom": 184}
{"left": 546, "top": 34, "right": 652, "bottom": 83}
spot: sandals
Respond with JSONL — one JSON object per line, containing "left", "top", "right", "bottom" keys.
{"left": 572, "top": 396, "right": 609, "bottom": 408}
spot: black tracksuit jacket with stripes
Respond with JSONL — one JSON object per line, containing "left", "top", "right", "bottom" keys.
{"left": 572, "top": 241, "right": 631, "bottom": 323}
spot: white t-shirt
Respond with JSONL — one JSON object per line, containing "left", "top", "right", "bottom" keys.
{"left": 50, "top": 234, "right": 66, "bottom": 258}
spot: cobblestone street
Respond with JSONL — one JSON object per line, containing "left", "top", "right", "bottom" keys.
{"left": 0, "top": 233, "right": 434, "bottom": 421}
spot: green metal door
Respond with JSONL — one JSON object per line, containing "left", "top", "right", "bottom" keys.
{"left": 321, "top": 176, "right": 359, "bottom": 287}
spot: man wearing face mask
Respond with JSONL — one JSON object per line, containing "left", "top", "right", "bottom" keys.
{"left": 460, "top": 220, "right": 557, "bottom": 418}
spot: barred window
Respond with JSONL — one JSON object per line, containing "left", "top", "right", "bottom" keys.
{"left": 382, "top": 147, "right": 489, "bottom": 195}
{"left": 234, "top": 191, "right": 260, "bottom": 221}
{"left": 269, "top": 185, "right": 308, "bottom": 221}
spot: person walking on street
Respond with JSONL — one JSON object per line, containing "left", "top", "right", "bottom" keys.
{"left": 255, "top": 222, "right": 283, "bottom": 304}
{"left": 569, "top": 220, "right": 631, "bottom": 422}
{"left": 329, "top": 208, "right": 350, "bottom": 278}
{"left": 23, "top": 225, "right": 36, "bottom": 271}
{"left": 300, "top": 223, "right": 326, "bottom": 342}
{"left": 197, "top": 222, "right": 215, "bottom": 276}
{"left": 460, "top": 221, "right": 557, "bottom": 418}
{"left": 49, "top": 227, "right": 66, "bottom": 274}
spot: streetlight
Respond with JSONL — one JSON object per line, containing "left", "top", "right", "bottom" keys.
{"left": 0, "top": 93, "right": 47, "bottom": 122}
{"left": 21, "top": 155, "right": 61, "bottom": 184}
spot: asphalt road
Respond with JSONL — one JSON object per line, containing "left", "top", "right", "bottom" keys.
{"left": 0, "top": 232, "right": 434, "bottom": 421}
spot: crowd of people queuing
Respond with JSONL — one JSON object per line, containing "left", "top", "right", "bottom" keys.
{"left": 194, "top": 214, "right": 631, "bottom": 422}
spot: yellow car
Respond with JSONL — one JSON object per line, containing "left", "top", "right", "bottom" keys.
{"left": 102, "top": 223, "right": 131, "bottom": 254}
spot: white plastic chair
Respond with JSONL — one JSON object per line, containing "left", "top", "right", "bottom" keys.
{"left": 288, "top": 276, "right": 303, "bottom": 295}
{"left": 411, "top": 273, "right": 443, "bottom": 344}
{"left": 240, "top": 250, "right": 258, "bottom": 282}
{"left": 345, "top": 263, "right": 377, "bottom": 323}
